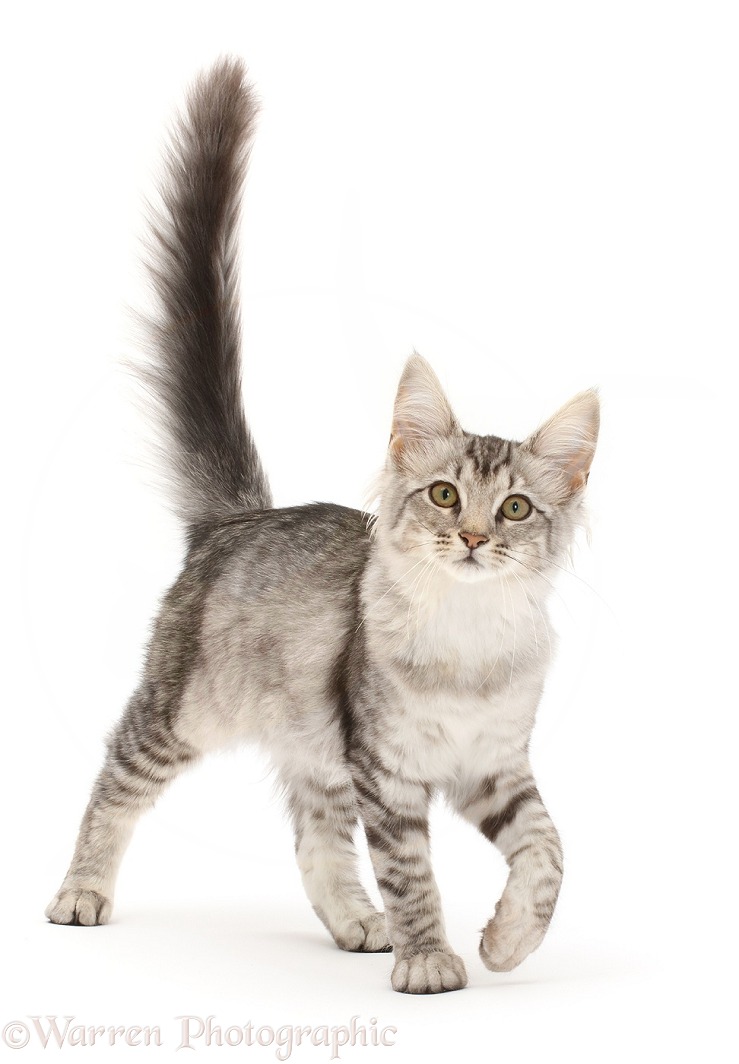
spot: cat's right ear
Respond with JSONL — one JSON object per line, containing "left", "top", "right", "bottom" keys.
{"left": 390, "top": 353, "right": 459, "bottom": 465}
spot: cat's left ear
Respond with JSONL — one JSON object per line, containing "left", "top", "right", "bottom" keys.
{"left": 522, "top": 389, "right": 600, "bottom": 493}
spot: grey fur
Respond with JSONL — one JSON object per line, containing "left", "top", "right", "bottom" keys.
{"left": 46, "top": 58, "right": 599, "bottom": 995}
{"left": 140, "top": 56, "right": 271, "bottom": 529}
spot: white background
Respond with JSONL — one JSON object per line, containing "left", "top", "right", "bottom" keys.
{"left": 2, "top": 2, "right": 737, "bottom": 1061}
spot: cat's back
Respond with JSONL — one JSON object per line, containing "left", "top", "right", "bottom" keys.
{"left": 205, "top": 503, "right": 371, "bottom": 594}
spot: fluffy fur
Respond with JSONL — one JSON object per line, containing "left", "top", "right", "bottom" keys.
{"left": 46, "top": 57, "right": 599, "bottom": 995}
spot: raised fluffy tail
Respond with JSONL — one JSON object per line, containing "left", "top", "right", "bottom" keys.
{"left": 141, "top": 56, "right": 271, "bottom": 529}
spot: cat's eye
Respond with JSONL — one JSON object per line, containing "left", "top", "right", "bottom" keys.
{"left": 500, "top": 495, "right": 532, "bottom": 521}
{"left": 429, "top": 482, "right": 459, "bottom": 508}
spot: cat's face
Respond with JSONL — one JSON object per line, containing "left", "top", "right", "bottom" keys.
{"left": 376, "top": 355, "right": 599, "bottom": 586}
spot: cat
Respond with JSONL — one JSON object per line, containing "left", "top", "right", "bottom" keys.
{"left": 46, "top": 56, "right": 599, "bottom": 995}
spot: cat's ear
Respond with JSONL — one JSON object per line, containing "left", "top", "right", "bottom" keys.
{"left": 390, "top": 353, "right": 460, "bottom": 463}
{"left": 523, "top": 389, "right": 600, "bottom": 493}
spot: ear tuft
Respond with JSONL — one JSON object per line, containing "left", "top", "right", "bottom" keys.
{"left": 390, "top": 353, "right": 459, "bottom": 462}
{"left": 524, "top": 389, "right": 600, "bottom": 492}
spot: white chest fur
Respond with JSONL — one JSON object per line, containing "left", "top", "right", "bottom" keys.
{"left": 365, "top": 571, "right": 551, "bottom": 787}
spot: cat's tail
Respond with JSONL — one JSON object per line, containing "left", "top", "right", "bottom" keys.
{"left": 139, "top": 56, "right": 272, "bottom": 531}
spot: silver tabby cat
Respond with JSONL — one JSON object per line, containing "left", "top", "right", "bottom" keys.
{"left": 46, "top": 58, "right": 599, "bottom": 995}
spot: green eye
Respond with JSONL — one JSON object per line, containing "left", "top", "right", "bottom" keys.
{"left": 500, "top": 495, "right": 532, "bottom": 521}
{"left": 429, "top": 482, "right": 459, "bottom": 508}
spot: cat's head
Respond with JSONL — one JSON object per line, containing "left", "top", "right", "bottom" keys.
{"left": 374, "top": 354, "right": 599, "bottom": 585}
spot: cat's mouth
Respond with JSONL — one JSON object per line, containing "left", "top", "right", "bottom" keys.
{"left": 450, "top": 552, "right": 507, "bottom": 582}
{"left": 457, "top": 554, "right": 482, "bottom": 568}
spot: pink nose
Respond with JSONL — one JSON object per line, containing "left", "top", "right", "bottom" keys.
{"left": 459, "top": 531, "right": 488, "bottom": 550}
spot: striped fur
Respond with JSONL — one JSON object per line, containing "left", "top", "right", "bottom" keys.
{"left": 46, "top": 58, "right": 599, "bottom": 995}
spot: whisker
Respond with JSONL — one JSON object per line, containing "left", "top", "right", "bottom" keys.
{"left": 497, "top": 550, "right": 575, "bottom": 622}
{"left": 402, "top": 538, "right": 441, "bottom": 553}
{"left": 354, "top": 554, "right": 431, "bottom": 634}
{"left": 416, "top": 519, "right": 443, "bottom": 538}
{"left": 415, "top": 556, "right": 441, "bottom": 638}
{"left": 522, "top": 575, "right": 552, "bottom": 661}
{"left": 504, "top": 545, "right": 614, "bottom": 616}
{"left": 502, "top": 574, "right": 517, "bottom": 706}
{"left": 508, "top": 566, "right": 539, "bottom": 657}
{"left": 405, "top": 556, "right": 437, "bottom": 643}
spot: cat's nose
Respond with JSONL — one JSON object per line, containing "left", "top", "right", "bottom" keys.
{"left": 459, "top": 531, "right": 488, "bottom": 550}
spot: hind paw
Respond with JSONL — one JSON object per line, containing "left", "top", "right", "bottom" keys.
{"left": 333, "top": 911, "right": 392, "bottom": 953}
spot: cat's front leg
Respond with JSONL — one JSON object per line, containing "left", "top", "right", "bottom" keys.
{"left": 352, "top": 764, "right": 467, "bottom": 994}
{"left": 454, "top": 767, "right": 563, "bottom": 973}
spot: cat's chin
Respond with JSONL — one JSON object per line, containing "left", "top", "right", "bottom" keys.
{"left": 449, "top": 556, "right": 500, "bottom": 585}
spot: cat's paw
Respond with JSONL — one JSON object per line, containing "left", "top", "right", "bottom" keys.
{"left": 334, "top": 911, "right": 392, "bottom": 953}
{"left": 479, "top": 894, "right": 546, "bottom": 972}
{"left": 45, "top": 887, "right": 112, "bottom": 927}
{"left": 391, "top": 951, "right": 467, "bottom": 994}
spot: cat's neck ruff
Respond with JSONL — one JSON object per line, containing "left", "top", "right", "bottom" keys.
{"left": 363, "top": 539, "right": 553, "bottom": 680}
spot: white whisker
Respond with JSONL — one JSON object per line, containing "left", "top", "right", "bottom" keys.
{"left": 500, "top": 550, "right": 575, "bottom": 622}
{"left": 415, "top": 556, "right": 441, "bottom": 638}
{"left": 504, "top": 545, "right": 614, "bottom": 616}
{"left": 508, "top": 566, "right": 539, "bottom": 657}
{"left": 502, "top": 574, "right": 517, "bottom": 708}
{"left": 354, "top": 554, "right": 431, "bottom": 635}
{"left": 404, "top": 555, "right": 437, "bottom": 644}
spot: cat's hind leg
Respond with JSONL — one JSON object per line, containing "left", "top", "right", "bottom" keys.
{"left": 284, "top": 771, "right": 391, "bottom": 954}
{"left": 45, "top": 686, "right": 199, "bottom": 926}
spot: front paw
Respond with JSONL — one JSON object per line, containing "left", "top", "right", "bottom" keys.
{"left": 391, "top": 951, "right": 467, "bottom": 994}
{"left": 45, "top": 887, "right": 112, "bottom": 927}
{"left": 479, "top": 894, "right": 547, "bottom": 973}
